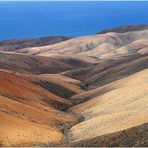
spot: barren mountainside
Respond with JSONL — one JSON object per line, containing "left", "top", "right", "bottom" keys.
{"left": 97, "top": 24, "right": 148, "bottom": 34}
{"left": 13, "top": 29, "right": 148, "bottom": 58}
{"left": 0, "top": 25, "right": 148, "bottom": 146}
{"left": 0, "top": 36, "right": 70, "bottom": 52}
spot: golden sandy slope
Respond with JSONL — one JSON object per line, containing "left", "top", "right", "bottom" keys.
{"left": 68, "top": 69, "right": 148, "bottom": 144}
{"left": 0, "top": 111, "right": 63, "bottom": 146}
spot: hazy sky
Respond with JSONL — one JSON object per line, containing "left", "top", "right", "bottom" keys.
{"left": 0, "top": 0, "right": 148, "bottom": 1}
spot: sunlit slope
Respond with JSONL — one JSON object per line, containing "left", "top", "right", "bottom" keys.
{"left": 69, "top": 122, "right": 148, "bottom": 147}
{"left": 0, "top": 70, "right": 82, "bottom": 146}
{"left": 68, "top": 69, "right": 148, "bottom": 146}
{"left": 0, "top": 25, "right": 148, "bottom": 147}
{"left": 18, "top": 30, "right": 148, "bottom": 58}
{"left": 0, "top": 111, "right": 63, "bottom": 146}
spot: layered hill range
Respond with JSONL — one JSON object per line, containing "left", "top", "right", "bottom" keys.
{"left": 0, "top": 24, "right": 148, "bottom": 146}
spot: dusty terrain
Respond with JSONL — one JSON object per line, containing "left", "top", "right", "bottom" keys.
{"left": 0, "top": 25, "right": 148, "bottom": 146}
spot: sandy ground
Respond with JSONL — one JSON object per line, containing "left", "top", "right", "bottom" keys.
{"left": 0, "top": 112, "right": 63, "bottom": 146}
{"left": 69, "top": 69, "right": 148, "bottom": 142}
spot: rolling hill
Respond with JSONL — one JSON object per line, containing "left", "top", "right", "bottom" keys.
{"left": 68, "top": 69, "right": 148, "bottom": 146}
{"left": 0, "top": 25, "right": 148, "bottom": 146}
{"left": 97, "top": 24, "right": 148, "bottom": 34}
{"left": 0, "top": 70, "right": 84, "bottom": 146}
{"left": 14, "top": 29, "right": 148, "bottom": 58}
{"left": 0, "top": 36, "right": 70, "bottom": 52}
{"left": 0, "top": 51, "right": 97, "bottom": 74}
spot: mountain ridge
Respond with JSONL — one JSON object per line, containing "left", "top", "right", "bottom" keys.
{"left": 97, "top": 24, "right": 148, "bottom": 34}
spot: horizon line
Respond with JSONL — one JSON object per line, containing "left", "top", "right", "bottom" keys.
{"left": 0, "top": 0, "right": 148, "bottom": 1}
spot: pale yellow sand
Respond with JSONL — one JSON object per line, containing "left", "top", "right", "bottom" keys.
{"left": 69, "top": 69, "right": 148, "bottom": 142}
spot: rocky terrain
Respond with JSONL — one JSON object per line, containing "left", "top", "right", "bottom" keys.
{"left": 0, "top": 25, "right": 148, "bottom": 146}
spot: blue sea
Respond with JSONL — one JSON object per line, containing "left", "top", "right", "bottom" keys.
{"left": 0, "top": 1, "right": 148, "bottom": 40}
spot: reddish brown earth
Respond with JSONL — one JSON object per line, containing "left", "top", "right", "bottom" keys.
{"left": 0, "top": 25, "right": 148, "bottom": 146}
{"left": 0, "top": 70, "right": 83, "bottom": 146}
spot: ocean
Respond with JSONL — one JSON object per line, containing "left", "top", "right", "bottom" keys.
{"left": 0, "top": 1, "right": 148, "bottom": 40}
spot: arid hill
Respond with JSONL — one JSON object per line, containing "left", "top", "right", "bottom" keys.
{"left": 97, "top": 24, "right": 148, "bottom": 34}
{"left": 68, "top": 69, "right": 148, "bottom": 146}
{"left": 0, "top": 25, "right": 148, "bottom": 146}
{"left": 15, "top": 30, "right": 148, "bottom": 58}
{"left": 0, "top": 36, "right": 70, "bottom": 52}
{"left": 0, "top": 70, "right": 84, "bottom": 146}
{"left": 0, "top": 51, "right": 97, "bottom": 74}
{"left": 64, "top": 53, "right": 148, "bottom": 89}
